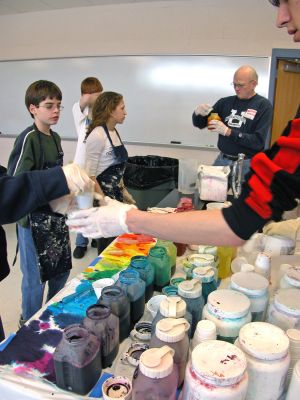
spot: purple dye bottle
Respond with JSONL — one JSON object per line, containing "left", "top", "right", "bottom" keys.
{"left": 83, "top": 304, "right": 119, "bottom": 369}
{"left": 99, "top": 285, "right": 131, "bottom": 342}
{"left": 132, "top": 346, "right": 178, "bottom": 400}
{"left": 53, "top": 324, "right": 101, "bottom": 395}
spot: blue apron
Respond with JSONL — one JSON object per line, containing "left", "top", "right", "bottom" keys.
{"left": 96, "top": 125, "right": 128, "bottom": 201}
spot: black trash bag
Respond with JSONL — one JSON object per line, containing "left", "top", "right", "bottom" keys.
{"left": 123, "top": 155, "right": 178, "bottom": 189}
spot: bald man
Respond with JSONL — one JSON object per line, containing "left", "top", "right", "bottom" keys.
{"left": 192, "top": 65, "right": 273, "bottom": 181}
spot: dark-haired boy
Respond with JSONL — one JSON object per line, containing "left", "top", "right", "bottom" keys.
{"left": 8, "top": 80, "right": 71, "bottom": 325}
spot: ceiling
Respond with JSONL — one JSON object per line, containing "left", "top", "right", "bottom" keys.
{"left": 0, "top": 0, "right": 176, "bottom": 15}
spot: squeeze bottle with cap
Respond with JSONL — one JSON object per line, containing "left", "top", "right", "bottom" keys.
{"left": 132, "top": 346, "right": 179, "bottom": 400}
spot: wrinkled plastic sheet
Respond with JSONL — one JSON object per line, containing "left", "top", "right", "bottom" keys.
{"left": 124, "top": 155, "right": 178, "bottom": 189}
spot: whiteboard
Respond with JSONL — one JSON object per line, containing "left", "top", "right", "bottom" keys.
{"left": 0, "top": 55, "right": 270, "bottom": 148}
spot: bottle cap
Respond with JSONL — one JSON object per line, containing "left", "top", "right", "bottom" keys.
{"left": 194, "top": 320, "right": 217, "bottom": 341}
{"left": 192, "top": 267, "right": 215, "bottom": 283}
{"left": 188, "top": 253, "right": 215, "bottom": 267}
{"left": 197, "top": 245, "right": 218, "bottom": 256}
{"left": 139, "top": 346, "right": 174, "bottom": 378}
{"left": 274, "top": 288, "right": 300, "bottom": 317}
{"left": 192, "top": 340, "right": 247, "bottom": 386}
{"left": 178, "top": 279, "right": 202, "bottom": 298}
{"left": 156, "top": 318, "right": 189, "bottom": 343}
{"left": 230, "top": 271, "right": 269, "bottom": 296}
{"left": 285, "top": 266, "right": 300, "bottom": 288}
{"left": 160, "top": 296, "right": 186, "bottom": 318}
{"left": 207, "top": 289, "right": 250, "bottom": 318}
{"left": 238, "top": 322, "right": 289, "bottom": 361}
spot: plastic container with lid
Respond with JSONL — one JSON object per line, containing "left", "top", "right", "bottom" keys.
{"left": 156, "top": 239, "right": 177, "bottom": 276}
{"left": 83, "top": 303, "right": 119, "bottom": 369}
{"left": 116, "top": 268, "right": 146, "bottom": 324}
{"left": 192, "top": 266, "right": 218, "bottom": 304}
{"left": 192, "top": 319, "right": 217, "bottom": 350}
{"left": 148, "top": 246, "right": 171, "bottom": 291}
{"left": 178, "top": 279, "right": 204, "bottom": 336}
{"left": 151, "top": 296, "right": 193, "bottom": 338}
{"left": 150, "top": 317, "right": 190, "bottom": 387}
{"left": 99, "top": 285, "right": 131, "bottom": 342}
{"left": 267, "top": 287, "right": 300, "bottom": 330}
{"left": 235, "top": 322, "right": 290, "bottom": 400}
{"left": 130, "top": 255, "right": 155, "bottom": 302}
{"left": 286, "top": 360, "right": 300, "bottom": 400}
{"left": 53, "top": 324, "right": 102, "bottom": 395}
{"left": 202, "top": 289, "right": 251, "bottom": 343}
{"left": 280, "top": 265, "right": 300, "bottom": 289}
{"left": 132, "top": 346, "right": 179, "bottom": 400}
{"left": 181, "top": 340, "right": 248, "bottom": 400}
{"left": 254, "top": 252, "right": 271, "bottom": 280}
{"left": 217, "top": 246, "right": 236, "bottom": 279}
{"left": 230, "top": 271, "right": 269, "bottom": 322}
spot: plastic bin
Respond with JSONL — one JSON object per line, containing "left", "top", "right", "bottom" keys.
{"left": 123, "top": 156, "right": 178, "bottom": 210}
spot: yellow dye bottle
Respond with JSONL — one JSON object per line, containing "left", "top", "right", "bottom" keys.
{"left": 217, "top": 246, "right": 236, "bottom": 279}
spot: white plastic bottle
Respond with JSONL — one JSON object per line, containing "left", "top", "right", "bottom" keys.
{"left": 235, "top": 322, "right": 290, "bottom": 400}
{"left": 181, "top": 340, "right": 248, "bottom": 400}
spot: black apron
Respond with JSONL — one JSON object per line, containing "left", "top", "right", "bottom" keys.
{"left": 95, "top": 125, "right": 128, "bottom": 252}
{"left": 29, "top": 132, "right": 72, "bottom": 283}
{"left": 96, "top": 125, "right": 128, "bottom": 201}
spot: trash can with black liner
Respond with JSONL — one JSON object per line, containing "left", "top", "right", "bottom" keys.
{"left": 123, "top": 155, "right": 179, "bottom": 210}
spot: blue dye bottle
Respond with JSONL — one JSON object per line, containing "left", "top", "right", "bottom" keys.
{"left": 130, "top": 255, "right": 154, "bottom": 302}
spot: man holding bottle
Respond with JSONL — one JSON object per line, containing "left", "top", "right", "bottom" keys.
{"left": 192, "top": 65, "right": 273, "bottom": 181}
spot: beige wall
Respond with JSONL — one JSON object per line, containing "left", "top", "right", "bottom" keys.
{"left": 0, "top": 0, "right": 297, "bottom": 166}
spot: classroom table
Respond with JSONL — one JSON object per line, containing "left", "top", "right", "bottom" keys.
{"left": 0, "top": 233, "right": 157, "bottom": 400}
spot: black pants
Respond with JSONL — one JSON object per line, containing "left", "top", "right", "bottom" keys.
{"left": 96, "top": 237, "right": 115, "bottom": 254}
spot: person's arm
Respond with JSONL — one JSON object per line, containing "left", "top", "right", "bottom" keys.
{"left": 0, "top": 167, "right": 69, "bottom": 225}
{"left": 223, "top": 117, "right": 300, "bottom": 239}
{"left": 126, "top": 208, "right": 244, "bottom": 246}
{"left": 192, "top": 102, "right": 216, "bottom": 129}
{"left": 228, "top": 100, "right": 273, "bottom": 152}
{"left": 72, "top": 102, "right": 88, "bottom": 137}
{"left": 84, "top": 127, "right": 105, "bottom": 178}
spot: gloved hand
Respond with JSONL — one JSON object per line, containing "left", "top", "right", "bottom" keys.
{"left": 194, "top": 103, "right": 213, "bottom": 116}
{"left": 49, "top": 163, "right": 94, "bottom": 214}
{"left": 66, "top": 197, "right": 137, "bottom": 238}
{"left": 62, "top": 163, "right": 94, "bottom": 194}
{"left": 208, "top": 120, "right": 229, "bottom": 136}
{"left": 119, "top": 178, "right": 136, "bottom": 205}
{"left": 263, "top": 218, "right": 300, "bottom": 255}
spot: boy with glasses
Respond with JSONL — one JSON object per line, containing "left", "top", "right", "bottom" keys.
{"left": 8, "top": 80, "right": 72, "bottom": 326}
{"left": 192, "top": 65, "right": 273, "bottom": 182}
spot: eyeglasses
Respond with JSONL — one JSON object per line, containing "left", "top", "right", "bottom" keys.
{"left": 37, "top": 104, "right": 64, "bottom": 111}
{"left": 231, "top": 80, "right": 254, "bottom": 89}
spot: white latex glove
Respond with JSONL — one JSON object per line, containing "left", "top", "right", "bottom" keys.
{"left": 263, "top": 218, "right": 300, "bottom": 255}
{"left": 50, "top": 163, "right": 94, "bottom": 214}
{"left": 208, "top": 120, "right": 229, "bottom": 136}
{"left": 66, "top": 197, "right": 137, "bottom": 238}
{"left": 62, "top": 163, "right": 94, "bottom": 194}
{"left": 195, "top": 103, "right": 213, "bottom": 116}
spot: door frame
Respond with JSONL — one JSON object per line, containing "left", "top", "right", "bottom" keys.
{"left": 267, "top": 48, "right": 300, "bottom": 145}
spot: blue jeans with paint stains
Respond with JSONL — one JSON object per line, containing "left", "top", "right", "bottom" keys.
{"left": 18, "top": 225, "right": 70, "bottom": 320}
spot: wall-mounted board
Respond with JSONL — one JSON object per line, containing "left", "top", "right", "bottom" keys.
{"left": 0, "top": 55, "right": 270, "bottom": 148}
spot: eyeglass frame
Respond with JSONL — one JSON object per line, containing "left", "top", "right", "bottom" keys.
{"left": 231, "top": 80, "right": 255, "bottom": 89}
{"left": 36, "top": 104, "right": 64, "bottom": 111}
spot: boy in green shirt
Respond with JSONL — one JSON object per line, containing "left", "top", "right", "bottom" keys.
{"left": 8, "top": 80, "right": 71, "bottom": 325}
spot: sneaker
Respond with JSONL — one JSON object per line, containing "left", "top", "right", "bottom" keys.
{"left": 18, "top": 315, "right": 27, "bottom": 328}
{"left": 91, "top": 239, "right": 98, "bottom": 248}
{"left": 73, "top": 246, "right": 87, "bottom": 259}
